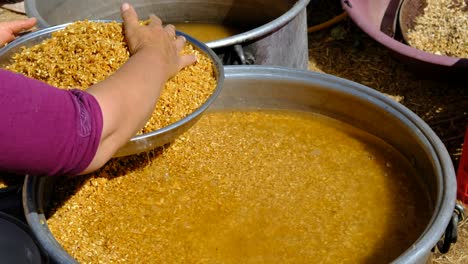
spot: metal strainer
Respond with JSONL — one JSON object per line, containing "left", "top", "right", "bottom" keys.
{"left": 0, "top": 21, "right": 224, "bottom": 157}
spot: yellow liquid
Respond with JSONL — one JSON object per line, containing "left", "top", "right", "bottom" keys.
{"left": 174, "top": 23, "right": 243, "bottom": 42}
{"left": 48, "top": 110, "right": 431, "bottom": 263}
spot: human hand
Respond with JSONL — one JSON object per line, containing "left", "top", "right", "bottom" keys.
{"left": 0, "top": 18, "right": 37, "bottom": 46}
{"left": 120, "top": 3, "right": 197, "bottom": 78}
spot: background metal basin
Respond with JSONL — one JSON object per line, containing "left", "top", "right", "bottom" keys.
{"left": 24, "top": 0, "right": 310, "bottom": 69}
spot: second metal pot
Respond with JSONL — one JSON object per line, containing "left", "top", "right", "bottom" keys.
{"left": 25, "top": 0, "right": 310, "bottom": 69}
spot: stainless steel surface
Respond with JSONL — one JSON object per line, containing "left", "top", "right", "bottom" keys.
{"left": 0, "top": 22, "right": 224, "bottom": 157}
{"left": 25, "top": 0, "right": 310, "bottom": 69}
{"left": 23, "top": 66, "right": 456, "bottom": 263}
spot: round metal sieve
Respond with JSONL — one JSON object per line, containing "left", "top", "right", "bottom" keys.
{"left": 0, "top": 21, "right": 224, "bottom": 157}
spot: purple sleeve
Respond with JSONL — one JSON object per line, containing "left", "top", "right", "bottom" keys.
{"left": 0, "top": 69, "right": 103, "bottom": 176}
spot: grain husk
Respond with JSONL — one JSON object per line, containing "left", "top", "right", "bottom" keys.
{"left": 406, "top": 0, "right": 468, "bottom": 58}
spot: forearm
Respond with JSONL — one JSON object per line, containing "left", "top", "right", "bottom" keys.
{"left": 87, "top": 50, "right": 169, "bottom": 147}
{"left": 80, "top": 3, "right": 196, "bottom": 174}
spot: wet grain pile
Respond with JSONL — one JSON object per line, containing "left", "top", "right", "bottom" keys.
{"left": 406, "top": 0, "right": 468, "bottom": 58}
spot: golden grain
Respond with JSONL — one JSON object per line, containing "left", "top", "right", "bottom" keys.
{"left": 47, "top": 110, "right": 431, "bottom": 263}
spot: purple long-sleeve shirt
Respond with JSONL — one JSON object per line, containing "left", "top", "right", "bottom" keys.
{"left": 0, "top": 69, "right": 103, "bottom": 176}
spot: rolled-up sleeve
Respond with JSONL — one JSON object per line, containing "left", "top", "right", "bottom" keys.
{"left": 0, "top": 69, "right": 103, "bottom": 176}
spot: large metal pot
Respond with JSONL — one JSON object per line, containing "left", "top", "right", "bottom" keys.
{"left": 23, "top": 66, "right": 457, "bottom": 263}
{"left": 25, "top": 0, "right": 310, "bottom": 69}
